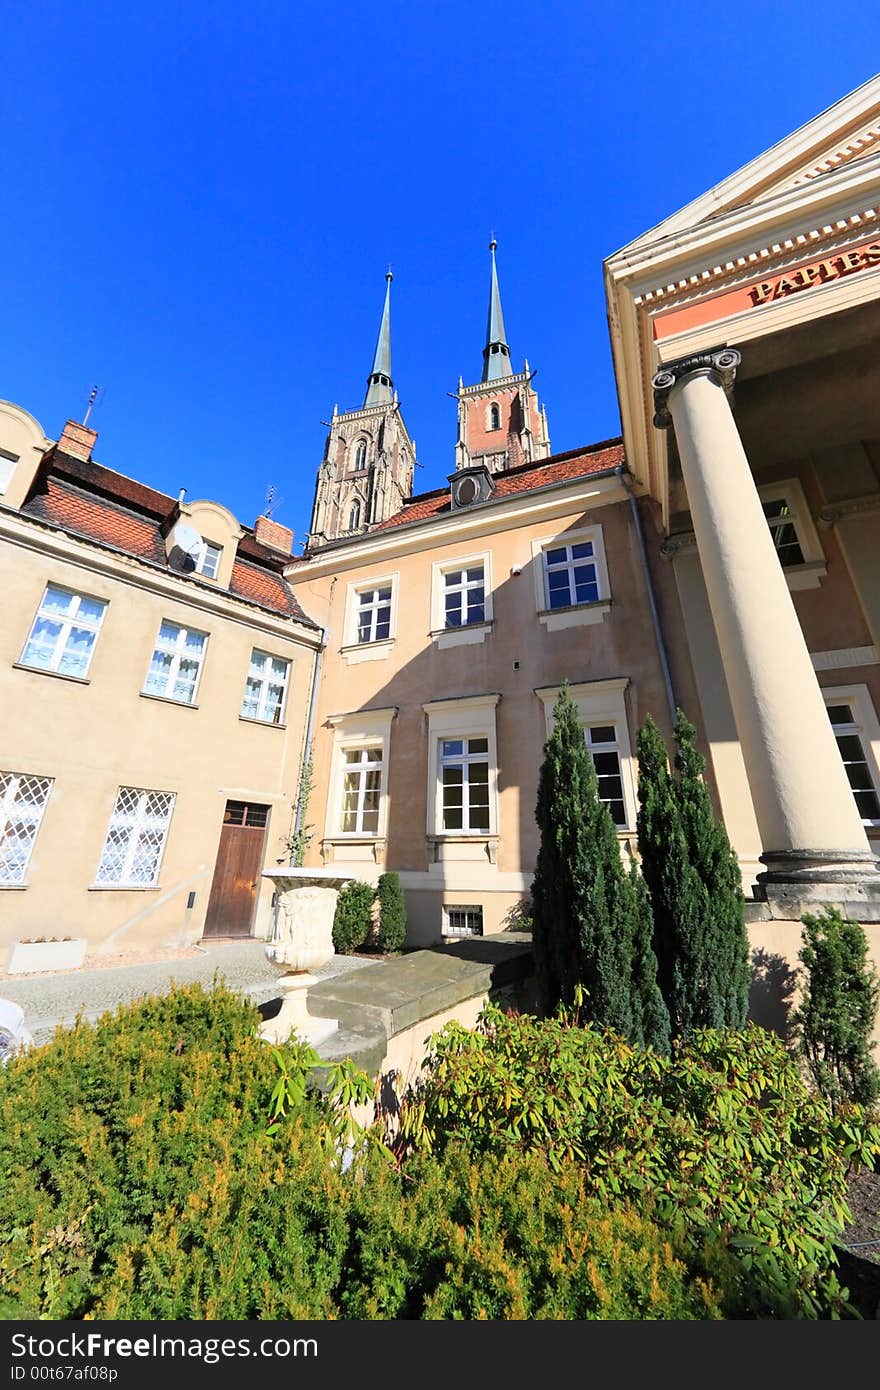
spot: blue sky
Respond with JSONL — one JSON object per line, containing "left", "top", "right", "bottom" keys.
{"left": 2, "top": 3, "right": 876, "bottom": 550}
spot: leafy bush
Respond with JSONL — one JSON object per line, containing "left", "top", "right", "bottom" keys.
{"left": 376, "top": 872, "right": 407, "bottom": 954}
{"left": 341, "top": 1146, "right": 724, "bottom": 1320}
{"left": 332, "top": 880, "right": 375, "bottom": 954}
{"left": 0, "top": 987, "right": 722, "bottom": 1321}
{"left": 791, "top": 908, "right": 880, "bottom": 1112}
{"left": 398, "top": 1003, "right": 880, "bottom": 1316}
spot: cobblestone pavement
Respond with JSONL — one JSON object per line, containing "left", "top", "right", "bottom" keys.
{"left": 1, "top": 940, "right": 375, "bottom": 1046}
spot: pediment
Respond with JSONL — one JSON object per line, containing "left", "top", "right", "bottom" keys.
{"left": 614, "top": 76, "right": 880, "bottom": 254}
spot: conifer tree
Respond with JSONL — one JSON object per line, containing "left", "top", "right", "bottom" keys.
{"left": 532, "top": 687, "right": 669, "bottom": 1049}
{"left": 636, "top": 712, "right": 749, "bottom": 1038}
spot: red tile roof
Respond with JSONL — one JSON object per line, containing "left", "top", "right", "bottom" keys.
{"left": 20, "top": 450, "right": 315, "bottom": 626}
{"left": 370, "top": 439, "right": 625, "bottom": 533}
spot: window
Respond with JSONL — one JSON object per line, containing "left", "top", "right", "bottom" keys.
{"left": 444, "top": 905, "right": 484, "bottom": 938}
{"left": 143, "top": 621, "right": 207, "bottom": 705}
{"left": 241, "top": 649, "right": 290, "bottom": 725}
{"left": 95, "top": 787, "right": 175, "bottom": 887}
{"left": 349, "top": 500, "right": 362, "bottom": 532}
{"left": 544, "top": 540, "right": 600, "bottom": 609}
{"left": 489, "top": 403, "right": 501, "bottom": 431}
{"left": 424, "top": 694, "right": 500, "bottom": 842}
{"left": 325, "top": 708, "right": 396, "bottom": 846}
{"left": 444, "top": 564, "right": 485, "bottom": 628}
{"left": 354, "top": 440, "right": 368, "bottom": 472}
{"left": 342, "top": 574, "right": 399, "bottom": 661}
{"left": 357, "top": 585, "right": 392, "bottom": 643}
{"left": 584, "top": 724, "right": 626, "bottom": 828}
{"left": 824, "top": 691, "right": 880, "bottom": 827}
{"left": 20, "top": 584, "right": 108, "bottom": 678}
{"left": 340, "top": 746, "right": 383, "bottom": 833}
{"left": 223, "top": 801, "right": 269, "bottom": 828}
{"left": 537, "top": 679, "right": 637, "bottom": 831}
{"left": 0, "top": 772, "right": 52, "bottom": 885}
{"left": 440, "top": 737, "right": 490, "bottom": 832}
{"left": 757, "top": 479, "right": 825, "bottom": 589}
{"left": 0, "top": 447, "right": 18, "bottom": 494}
{"left": 194, "top": 540, "right": 222, "bottom": 579}
{"left": 762, "top": 497, "right": 804, "bottom": 567}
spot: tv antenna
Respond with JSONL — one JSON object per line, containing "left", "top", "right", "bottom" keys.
{"left": 264, "top": 483, "right": 285, "bottom": 518}
{"left": 82, "top": 385, "right": 104, "bottom": 426}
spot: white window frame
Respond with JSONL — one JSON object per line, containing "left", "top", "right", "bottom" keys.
{"left": 822, "top": 684, "right": 880, "bottom": 829}
{"left": 194, "top": 539, "right": 222, "bottom": 580}
{"left": 338, "top": 745, "right": 383, "bottom": 835}
{"left": 430, "top": 550, "right": 493, "bottom": 647}
{"left": 757, "top": 478, "right": 826, "bottom": 590}
{"left": 424, "top": 694, "right": 500, "bottom": 839}
{"left": 0, "top": 771, "right": 53, "bottom": 886}
{"left": 19, "top": 584, "right": 108, "bottom": 679}
{"left": 443, "top": 904, "right": 484, "bottom": 938}
{"left": 531, "top": 524, "right": 611, "bottom": 631}
{"left": 240, "top": 648, "right": 291, "bottom": 726}
{"left": 439, "top": 736, "right": 492, "bottom": 834}
{"left": 93, "top": 787, "right": 176, "bottom": 888}
{"left": 341, "top": 572, "right": 400, "bottom": 663}
{"left": 325, "top": 707, "right": 396, "bottom": 843}
{"left": 0, "top": 447, "right": 18, "bottom": 495}
{"left": 536, "top": 678, "right": 637, "bottom": 832}
{"left": 142, "top": 620, "right": 208, "bottom": 705}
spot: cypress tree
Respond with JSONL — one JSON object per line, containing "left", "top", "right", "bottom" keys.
{"left": 532, "top": 687, "right": 669, "bottom": 1048}
{"left": 673, "top": 711, "right": 749, "bottom": 1029}
{"left": 636, "top": 711, "right": 749, "bottom": 1038}
{"left": 376, "top": 871, "right": 407, "bottom": 954}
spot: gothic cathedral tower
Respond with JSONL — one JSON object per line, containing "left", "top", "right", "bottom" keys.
{"left": 455, "top": 241, "right": 551, "bottom": 474}
{"left": 308, "top": 273, "right": 416, "bottom": 548}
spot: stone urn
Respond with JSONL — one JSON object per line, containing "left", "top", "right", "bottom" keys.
{"left": 259, "top": 867, "right": 354, "bottom": 1046}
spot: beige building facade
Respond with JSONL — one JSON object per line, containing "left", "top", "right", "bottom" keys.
{"left": 0, "top": 405, "right": 320, "bottom": 958}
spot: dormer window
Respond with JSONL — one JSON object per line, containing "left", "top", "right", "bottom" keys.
{"left": 0, "top": 447, "right": 19, "bottom": 495}
{"left": 348, "top": 500, "right": 362, "bottom": 531}
{"left": 354, "top": 441, "right": 368, "bottom": 472}
{"left": 489, "top": 403, "right": 501, "bottom": 431}
{"left": 449, "top": 464, "right": 494, "bottom": 510}
{"left": 194, "top": 540, "right": 222, "bottom": 580}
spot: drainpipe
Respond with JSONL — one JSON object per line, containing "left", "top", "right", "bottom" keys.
{"left": 293, "top": 627, "right": 325, "bottom": 851}
{"left": 619, "top": 467, "right": 678, "bottom": 726}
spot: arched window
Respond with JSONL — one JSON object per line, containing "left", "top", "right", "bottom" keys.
{"left": 489, "top": 403, "right": 501, "bottom": 431}
{"left": 348, "top": 500, "right": 362, "bottom": 531}
{"left": 355, "top": 440, "right": 368, "bottom": 471}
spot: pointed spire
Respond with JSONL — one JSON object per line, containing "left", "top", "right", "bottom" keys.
{"left": 364, "top": 271, "right": 394, "bottom": 407}
{"left": 482, "top": 239, "right": 512, "bottom": 382}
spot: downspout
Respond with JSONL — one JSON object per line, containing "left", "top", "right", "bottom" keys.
{"left": 619, "top": 466, "right": 678, "bottom": 726}
{"left": 292, "top": 627, "right": 325, "bottom": 851}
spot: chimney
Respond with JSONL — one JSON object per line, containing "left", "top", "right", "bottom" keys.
{"left": 254, "top": 514, "right": 294, "bottom": 556}
{"left": 58, "top": 420, "right": 98, "bottom": 462}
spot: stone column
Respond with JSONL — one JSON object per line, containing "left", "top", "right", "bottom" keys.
{"left": 653, "top": 348, "right": 880, "bottom": 917}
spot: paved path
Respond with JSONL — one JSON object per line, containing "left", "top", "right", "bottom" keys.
{"left": 1, "top": 940, "right": 375, "bottom": 1046}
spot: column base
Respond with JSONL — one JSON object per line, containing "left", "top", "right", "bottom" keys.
{"left": 754, "top": 847, "right": 880, "bottom": 921}
{"left": 260, "top": 971, "right": 340, "bottom": 1048}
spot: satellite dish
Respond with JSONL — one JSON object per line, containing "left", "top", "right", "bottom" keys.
{"left": 168, "top": 521, "right": 203, "bottom": 572}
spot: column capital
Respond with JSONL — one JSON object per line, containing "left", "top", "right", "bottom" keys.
{"left": 652, "top": 347, "right": 741, "bottom": 429}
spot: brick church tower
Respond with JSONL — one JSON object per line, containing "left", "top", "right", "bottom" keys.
{"left": 308, "top": 272, "right": 416, "bottom": 547}
{"left": 454, "top": 240, "right": 551, "bottom": 475}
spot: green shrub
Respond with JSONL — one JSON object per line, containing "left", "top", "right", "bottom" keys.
{"left": 341, "top": 1146, "right": 724, "bottom": 1320}
{"left": 791, "top": 908, "right": 880, "bottom": 1112}
{"left": 376, "top": 872, "right": 407, "bottom": 954}
{"left": 398, "top": 1003, "right": 880, "bottom": 1316}
{"left": 332, "top": 880, "right": 375, "bottom": 954}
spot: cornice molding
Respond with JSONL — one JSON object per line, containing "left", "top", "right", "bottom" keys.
{"left": 817, "top": 493, "right": 880, "bottom": 527}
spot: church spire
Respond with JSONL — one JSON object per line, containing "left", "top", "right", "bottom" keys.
{"left": 481, "top": 239, "right": 512, "bottom": 382}
{"left": 364, "top": 271, "right": 394, "bottom": 407}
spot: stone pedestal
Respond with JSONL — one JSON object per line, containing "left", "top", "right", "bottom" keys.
{"left": 259, "top": 868, "right": 354, "bottom": 1046}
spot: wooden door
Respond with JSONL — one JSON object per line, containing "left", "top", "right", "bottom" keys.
{"left": 203, "top": 801, "right": 270, "bottom": 938}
